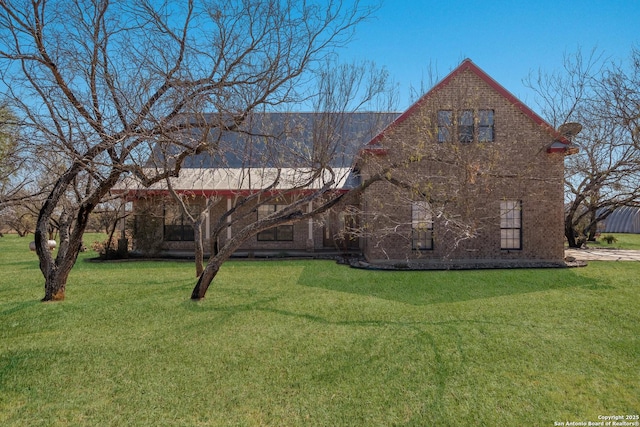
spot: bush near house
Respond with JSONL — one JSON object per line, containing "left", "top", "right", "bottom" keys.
{"left": 1, "top": 234, "right": 638, "bottom": 426}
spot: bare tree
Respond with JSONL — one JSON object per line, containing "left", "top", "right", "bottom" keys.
{"left": 135, "top": 58, "right": 566, "bottom": 301}
{"left": 189, "top": 161, "right": 405, "bottom": 300}
{"left": 184, "top": 59, "right": 398, "bottom": 299}
{"left": 0, "top": 0, "right": 376, "bottom": 301}
{"left": 0, "top": 104, "right": 30, "bottom": 214}
{"left": 526, "top": 48, "right": 640, "bottom": 247}
{"left": 165, "top": 177, "right": 219, "bottom": 276}
{"left": 0, "top": 194, "right": 38, "bottom": 236}
{"left": 88, "top": 195, "right": 131, "bottom": 258}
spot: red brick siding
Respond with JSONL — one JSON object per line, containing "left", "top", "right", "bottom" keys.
{"left": 361, "top": 69, "right": 565, "bottom": 265}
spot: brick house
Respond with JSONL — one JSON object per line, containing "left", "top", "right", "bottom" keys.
{"left": 119, "top": 112, "right": 397, "bottom": 257}
{"left": 120, "top": 59, "right": 574, "bottom": 266}
{"left": 356, "top": 59, "right": 575, "bottom": 267}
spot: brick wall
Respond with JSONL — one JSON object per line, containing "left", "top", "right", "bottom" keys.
{"left": 132, "top": 193, "right": 341, "bottom": 255}
{"left": 360, "top": 68, "right": 566, "bottom": 266}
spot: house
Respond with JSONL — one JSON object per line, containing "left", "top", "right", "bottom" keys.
{"left": 119, "top": 59, "right": 575, "bottom": 267}
{"left": 117, "top": 111, "right": 398, "bottom": 257}
{"left": 356, "top": 59, "right": 575, "bottom": 268}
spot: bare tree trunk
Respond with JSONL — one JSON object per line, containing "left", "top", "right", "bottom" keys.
{"left": 191, "top": 258, "right": 221, "bottom": 300}
{"left": 35, "top": 175, "right": 74, "bottom": 301}
{"left": 34, "top": 165, "right": 115, "bottom": 301}
{"left": 587, "top": 209, "right": 598, "bottom": 241}
{"left": 104, "top": 220, "right": 118, "bottom": 257}
{"left": 190, "top": 164, "right": 400, "bottom": 301}
{"left": 190, "top": 212, "right": 300, "bottom": 300}
{"left": 565, "top": 220, "right": 580, "bottom": 248}
{"left": 193, "top": 219, "right": 204, "bottom": 277}
{"left": 36, "top": 211, "right": 86, "bottom": 301}
{"left": 191, "top": 236, "right": 240, "bottom": 300}
{"left": 564, "top": 198, "right": 582, "bottom": 248}
{"left": 40, "top": 261, "right": 72, "bottom": 301}
{"left": 2, "top": 0, "right": 379, "bottom": 302}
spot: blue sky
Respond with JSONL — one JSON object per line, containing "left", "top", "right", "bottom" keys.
{"left": 341, "top": 0, "right": 640, "bottom": 113}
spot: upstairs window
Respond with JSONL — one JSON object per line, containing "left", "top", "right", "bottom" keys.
{"left": 437, "top": 109, "right": 495, "bottom": 143}
{"left": 437, "top": 110, "right": 453, "bottom": 142}
{"left": 257, "top": 204, "right": 294, "bottom": 241}
{"left": 412, "top": 201, "right": 433, "bottom": 250}
{"left": 478, "top": 109, "right": 494, "bottom": 142}
{"left": 458, "top": 110, "right": 474, "bottom": 143}
{"left": 500, "top": 200, "right": 522, "bottom": 250}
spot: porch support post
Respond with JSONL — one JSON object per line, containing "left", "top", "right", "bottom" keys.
{"left": 120, "top": 200, "right": 126, "bottom": 234}
{"left": 226, "top": 197, "right": 232, "bottom": 240}
{"left": 205, "top": 198, "right": 210, "bottom": 239}
{"left": 307, "top": 202, "right": 314, "bottom": 251}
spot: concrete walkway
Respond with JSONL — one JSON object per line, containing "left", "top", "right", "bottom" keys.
{"left": 565, "top": 248, "right": 640, "bottom": 261}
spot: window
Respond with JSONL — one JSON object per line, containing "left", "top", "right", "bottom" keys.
{"left": 257, "top": 204, "right": 294, "bottom": 241}
{"left": 437, "top": 110, "right": 452, "bottom": 142}
{"left": 478, "top": 109, "right": 494, "bottom": 142}
{"left": 412, "top": 201, "right": 433, "bottom": 250}
{"left": 438, "top": 109, "right": 495, "bottom": 143}
{"left": 500, "top": 200, "right": 522, "bottom": 250}
{"left": 163, "top": 204, "right": 195, "bottom": 241}
{"left": 458, "top": 110, "right": 474, "bottom": 143}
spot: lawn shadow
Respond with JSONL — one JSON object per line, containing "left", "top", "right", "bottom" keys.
{"left": 297, "top": 266, "right": 605, "bottom": 306}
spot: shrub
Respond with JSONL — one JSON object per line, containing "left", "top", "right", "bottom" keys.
{"left": 91, "top": 234, "right": 131, "bottom": 259}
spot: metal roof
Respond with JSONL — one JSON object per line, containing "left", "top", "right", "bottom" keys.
{"left": 120, "top": 111, "right": 397, "bottom": 194}
{"left": 117, "top": 167, "right": 355, "bottom": 195}
{"left": 147, "top": 111, "right": 398, "bottom": 170}
{"left": 600, "top": 206, "right": 640, "bottom": 233}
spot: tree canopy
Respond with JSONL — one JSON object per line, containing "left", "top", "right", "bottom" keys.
{"left": 0, "top": 0, "right": 378, "bottom": 300}
{"left": 527, "top": 48, "right": 640, "bottom": 247}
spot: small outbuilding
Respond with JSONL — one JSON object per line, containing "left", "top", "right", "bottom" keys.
{"left": 600, "top": 206, "right": 640, "bottom": 234}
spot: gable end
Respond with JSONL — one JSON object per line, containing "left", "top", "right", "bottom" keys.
{"left": 367, "top": 59, "right": 572, "bottom": 150}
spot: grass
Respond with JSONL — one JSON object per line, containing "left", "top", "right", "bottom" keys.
{"left": 1, "top": 233, "right": 639, "bottom": 426}
{"left": 591, "top": 232, "right": 640, "bottom": 250}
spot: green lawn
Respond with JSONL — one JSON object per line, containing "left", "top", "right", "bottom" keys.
{"left": 1, "top": 234, "right": 638, "bottom": 426}
{"left": 593, "top": 232, "right": 640, "bottom": 250}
